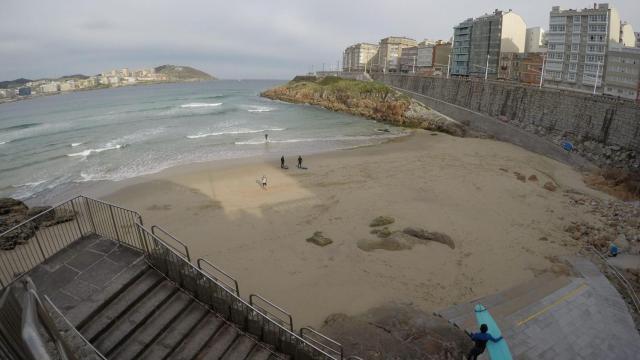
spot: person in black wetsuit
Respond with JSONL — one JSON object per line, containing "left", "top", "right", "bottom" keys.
{"left": 280, "top": 155, "right": 285, "bottom": 168}
{"left": 297, "top": 155, "right": 303, "bottom": 168}
{"left": 466, "top": 324, "right": 502, "bottom": 360}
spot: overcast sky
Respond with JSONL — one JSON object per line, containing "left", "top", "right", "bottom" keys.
{"left": 1, "top": 0, "right": 639, "bottom": 80}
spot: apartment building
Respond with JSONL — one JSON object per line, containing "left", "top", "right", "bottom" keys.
{"left": 525, "top": 27, "right": 547, "bottom": 53}
{"left": 451, "top": 18, "right": 474, "bottom": 75}
{"left": 620, "top": 22, "right": 635, "bottom": 47}
{"left": 451, "top": 10, "right": 526, "bottom": 77}
{"left": 433, "top": 42, "right": 453, "bottom": 73}
{"left": 604, "top": 44, "right": 640, "bottom": 101}
{"left": 342, "top": 43, "right": 379, "bottom": 72}
{"left": 520, "top": 53, "right": 545, "bottom": 84}
{"left": 374, "top": 36, "right": 417, "bottom": 72}
{"left": 543, "top": 3, "right": 622, "bottom": 93}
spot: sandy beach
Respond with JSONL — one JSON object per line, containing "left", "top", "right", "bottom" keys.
{"left": 103, "top": 131, "right": 608, "bottom": 328}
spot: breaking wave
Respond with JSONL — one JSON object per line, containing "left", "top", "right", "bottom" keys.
{"left": 247, "top": 106, "right": 274, "bottom": 113}
{"left": 186, "top": 128, "right": 285, "bottom": 139}
{"left": 234, "top": 133, "right": 404, "bottom": 145}
{"left": 71, "top": 142, "right": 83, "bottom": 147}
{"left": 67, "top": 143, "right": 123, "bottom": 157}
{"left": 180, "top": 102, "right": 222, "bottom": 108}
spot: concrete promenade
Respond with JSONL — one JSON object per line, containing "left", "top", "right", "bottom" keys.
{"left": 437, "top": 256, "right": 640, "bottom": 359}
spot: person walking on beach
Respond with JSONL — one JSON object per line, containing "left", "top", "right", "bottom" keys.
{"left": 261, "top": 175, "right": 268, "bottom": 190}
{"left": 297, "top": 155, "right": 303, "bottom": 169}
{"left": 466, "top": 324, "right": 502, "bottom": 360}
{"left": 264, "top": 133, "right": 268, "bottom": 142}
{"left": 281, "top": 156, "right": 285, "bottom": 169}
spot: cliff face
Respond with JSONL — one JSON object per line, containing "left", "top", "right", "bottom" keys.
{"left": 261, "top": 77, "right": 465, "bottom": 137}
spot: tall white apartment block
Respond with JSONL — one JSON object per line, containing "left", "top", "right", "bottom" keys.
{"left": 543, "top": 3, "right": 621, "bottom": 93}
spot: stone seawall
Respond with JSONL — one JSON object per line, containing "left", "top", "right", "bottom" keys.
{"left": 372, "top": 74, "right": 640, "bottom": 168}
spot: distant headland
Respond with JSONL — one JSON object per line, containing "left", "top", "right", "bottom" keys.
{"left": 0, "top": 65, "right": 216, "bottom": 104}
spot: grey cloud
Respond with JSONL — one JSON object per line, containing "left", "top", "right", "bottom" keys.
{"left": 1, "top": 0, "right": 638, "bottom": 80}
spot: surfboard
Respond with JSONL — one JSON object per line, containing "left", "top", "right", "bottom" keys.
{"left": 474, "top": 304, "right": 512, "bottom": 360}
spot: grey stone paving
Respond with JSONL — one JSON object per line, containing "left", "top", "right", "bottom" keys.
{"left": 27, "top": 234, "right": 144, "bottom": 314}
{"left": 438, "top": 256, "right": 640, "bottom": 359}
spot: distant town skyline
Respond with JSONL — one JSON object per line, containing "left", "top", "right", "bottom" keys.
{"left": 1, "top": 0, "right": 639, "bottom": 80}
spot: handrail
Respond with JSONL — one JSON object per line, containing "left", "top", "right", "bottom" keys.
{"left": 249, "top": 293, "right": 294, "bottom": 331}
{"left": 300, "top": 327, "right": 343, "bottom": 359}
{"left": 151, "top": 225, "right": 191, "bottom": 261}
{"left": 196, "top": 258, "right": 239, "bottom": 296}
{"left": 23, "top": 278, "right": 78, "bottom": 360}
{"left": 587, "top": 246, "right": 640, "bottom": 314}
{"left": 135, "top": 222, "right": 337, "bottom": 359}
{"left": 43, "top": 295, "right": 107, "bottom": 360}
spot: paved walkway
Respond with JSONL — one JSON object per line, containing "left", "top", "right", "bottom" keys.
{"left": 437, "top": 256, "right": 640, "bottom": 359}
{"left": 27, "top": 234, "right": 144, "bottom": 315}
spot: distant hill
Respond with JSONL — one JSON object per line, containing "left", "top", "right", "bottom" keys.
{"left": 59, "top": 74, "right": 90, "bottom": 80}
{"left": 0, "top": 78, "right": 31, "bottom": 89}
{"left": 154, "top": 65, "right": 216, "bottom": 81}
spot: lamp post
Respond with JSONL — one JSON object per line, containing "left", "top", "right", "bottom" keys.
{"left": 485, "top": 54, "right": 490, "bottom": 81}
{"left": 539, "top": 53, "right": 546, "bottom": 88}
{"left": 447, "top": 54, "right": 451, "bottom": 79}
{"left": 593, "top": 62, "right": 601, "bottom": 95}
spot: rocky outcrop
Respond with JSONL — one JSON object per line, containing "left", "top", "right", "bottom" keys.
{"left": 320, "top": 303, "right": 470, "bottom": 359}
{"left": 0, "top": 198, "right": 76, "bottom": 250}
{"left": 0, "top": 198, "right": 36, "bottom": 250}
{"left": 370, "top": 216, "right": 395, "bottom": 227}
{"left": 261, "top": 77, "right": 466, "bottom": 137}
{"left": 306, "top": 231, "right": 333, "bottom": 247}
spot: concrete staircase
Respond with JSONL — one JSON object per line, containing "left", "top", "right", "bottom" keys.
{"left": 72, "top": 264, "right": 283, "bottom": 360}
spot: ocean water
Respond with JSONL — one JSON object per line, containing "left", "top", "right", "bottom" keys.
{"left": 0, "top": 80, "right": 406, "bottom": 201}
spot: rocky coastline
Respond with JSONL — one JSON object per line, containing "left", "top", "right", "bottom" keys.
{"left": 261, "top": 76, "right": 466, "bottom": 137}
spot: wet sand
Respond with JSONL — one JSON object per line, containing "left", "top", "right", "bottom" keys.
{"left": 103, "top": 131, "right": 608, "bottom": 328}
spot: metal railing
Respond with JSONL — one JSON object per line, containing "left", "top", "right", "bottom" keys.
{"left": 300, "top": 327, "right": 343, "bottom": 360}
{"left": 0, "top": 196, "right": 142, "bottom": 290}
{"left": 136, "top": 222, "right": 337, "bottom": 359}
{"left": 151, "top": 225, "right": 190, "bottom": 262}
{"left": 587, "top": 246, "right": 640, "bottom": 315}
{"left": 250, "top": 294, "right": 294, "bottom": 331}
{"left": 0, "top": 277, "right": 82, "bottom": 360}
{"left": 197, "top": 258, "right": 239, "bottom": 296}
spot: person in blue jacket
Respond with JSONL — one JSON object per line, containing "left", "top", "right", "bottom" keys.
{"left": 466, "top": 323, "right": 502, "bottom": 360}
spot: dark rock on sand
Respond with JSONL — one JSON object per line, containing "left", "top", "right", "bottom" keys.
{"left": 0, "top": 198, "right": 35, "bottom": 250}
{"left": 41, "top": 208, "right": 76, "bottom": 227}
{"left": 403, "top": 227, "right": 455, "bottom": 249}
{"left": 320, "top": 303, "right": 470, "bottom": 359}
{"left": 528, "top": 174, "right": 539, "bottom": 182}
{"left": 543, "top": 181, "right": 558, "bottom": 192}
{"left": 26, "top": 206, "right": 54, "bottom": 225}
{"left": 306, "top": 231, "right": 333, "bottom": 247}
{"left": 370, "top": 226, "right": 392, "bottom": 238}
{"left": 370, "top": 216, "right": 395, "bottom": 227}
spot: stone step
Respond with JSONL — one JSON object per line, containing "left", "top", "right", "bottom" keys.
{"left": 137, "top": 301, "right": 208, "bottom": 360}
{"left": 110, "top": 291, "right": 193, "bottom": 360}
{"left": 67, "top": 259, "right": 149, "bottom": 328}
{"left": 81, "top": 269, "right": 164, "bottom": 341}
{"left": 220, "top": 335, "right": 258, "bottom": 360}
{"left": 94, "top": 280, "right": 177, "bottom": 355}
{"left": 245, "top": 345, "right": 274, "bottom": 360}
{"left": 195, "top": 324, "right": 239, "bottom": 359}
{"left": 167, "top": 313, "right": 226, "bottom": 360}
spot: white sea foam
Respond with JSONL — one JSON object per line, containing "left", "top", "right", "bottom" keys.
{"left": 0, "top": 141, "right": 6, "bottom": 145}
{"left": 247, "top": 106, "right": 274, "bottom": 113}
{"left": 71, "top": 142, "right": 83, "bottom": 147}
{"left": 180, "top": 102, "right": 222, "bottom": 108}
{"left": 67, "top": 144, "right": 122, "bottom": 157}
{"left": 234, "top": 133, "right": 403, "bottom": 145}
{"left": 15, "top": 180, "right": 47, "bottom": 188}
{"left": 186, "top": 128, "right": 285, "bottom": 139}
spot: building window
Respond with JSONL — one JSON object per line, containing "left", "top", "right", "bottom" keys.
{"left": 567, "top": 73, "right": 576, "bottom": 81}
{"left": 572, "top": 24, "right": 581, "bottom": 33}
{"left": 569, "top": 63, "right": 577, "bottom": 71}
{"left": 573, "top": 16, "right": 581, "bottom": 23}
{"left": 571, "top": 44, "right": 579, "bottom": 52}
{"left": 550, "top": 24, "right": 566, "bottom": 32}
{"left": 588, "top": 14, "right": 607, "bottom": 22}
{"left": 570, "top": 53, "right": 578, "bottom": 61}
{"left": 588, "top": 24, "right": 607, "bottom": 33}
{"left": 571, "top": 34, "right": 581, "bottom": 43}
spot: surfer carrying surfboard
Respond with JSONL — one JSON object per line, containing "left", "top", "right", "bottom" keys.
{"left": 466, "top": 324, "right": 503, "bottom": 360}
